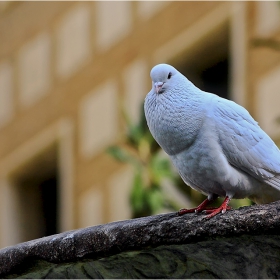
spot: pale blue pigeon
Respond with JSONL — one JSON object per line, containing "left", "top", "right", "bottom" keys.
{"left": 144, "top": 63, "right": 280, "bottom": 218}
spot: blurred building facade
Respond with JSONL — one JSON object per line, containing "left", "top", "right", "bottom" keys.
{"left": 0, "top": 1, "right": 279, "bottom": 247}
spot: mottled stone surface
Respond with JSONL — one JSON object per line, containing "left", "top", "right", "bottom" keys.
{"left": 1, "top": 201, "right": 280, "bottom": 278}
{"left": 5, "top": 235, "right": 280, "bottom": 279}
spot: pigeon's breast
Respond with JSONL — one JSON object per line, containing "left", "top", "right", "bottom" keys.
{"left": 144, "top": 91, "right": 204, "bottom": 155}
{"left": 169, "top": 138, "right": 226, "bottom": 196}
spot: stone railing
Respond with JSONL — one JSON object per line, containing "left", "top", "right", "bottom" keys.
{"left": 0, "top": 201, "right": 280, "bottom": 278}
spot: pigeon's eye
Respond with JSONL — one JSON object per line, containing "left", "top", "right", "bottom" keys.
{"left": 167, "top": 72, "right": 172, "bottom": 79}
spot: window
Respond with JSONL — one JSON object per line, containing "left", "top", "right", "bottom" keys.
{"left": 171, "top": 23, "right": 230, "bottom": 100}
{"left": 6, "top": 144, "right": 59, "bottom": 243}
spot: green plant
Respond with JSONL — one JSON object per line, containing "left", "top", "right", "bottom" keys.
{"left": 107, "top": 105, "right": 181, "bottom": 218}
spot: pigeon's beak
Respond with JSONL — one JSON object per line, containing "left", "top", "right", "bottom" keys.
{"left": 154, "top": 82, "right": 164, "bottom": 94}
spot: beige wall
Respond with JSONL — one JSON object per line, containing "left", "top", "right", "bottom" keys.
{"left": 0, "top": 1, "right": 279, "bottom": 247}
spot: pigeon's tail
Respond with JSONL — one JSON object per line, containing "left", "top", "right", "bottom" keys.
{"left": 266, "top": 175, "right": 280, "bottom": 191}
{"left": 251, "top": 175, "right": 280, "bottom": 204}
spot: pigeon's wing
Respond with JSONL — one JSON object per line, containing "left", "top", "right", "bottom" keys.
{"left": 212, "top": 96, "right": 280, "bottom": 190}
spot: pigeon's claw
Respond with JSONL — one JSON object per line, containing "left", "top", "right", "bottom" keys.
{"left": 178, "top": 197, "right": 211, "bottom": 215}
{"left": 178, "top": 196, "right": 232, "bottom": 219}
{"left": 204, "top": 196, "right": 231, "bottom": 219}
{"left": 202, "top": 206, "right": 232, "bottom": 212}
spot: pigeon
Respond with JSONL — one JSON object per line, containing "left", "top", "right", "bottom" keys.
{"left": 144, "top": 63, "right": 280, "bottom": 218}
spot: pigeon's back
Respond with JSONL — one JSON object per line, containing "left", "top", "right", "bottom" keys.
{"left": 210, "top": 94, "right": 280, "bottom": 197}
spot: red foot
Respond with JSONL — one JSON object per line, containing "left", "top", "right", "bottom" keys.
{"left": 204, "top": 196, "right": 231, "bottom": 219}
{"left": 178, "top": 196, "right": 231, "bottom": 219}
{"left": 178, "top": 198, "right": 211, "bottom": 215}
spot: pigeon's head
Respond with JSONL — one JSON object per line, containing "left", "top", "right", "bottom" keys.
{"left": 150, "top": 64, "right": 180, "bottom": 94}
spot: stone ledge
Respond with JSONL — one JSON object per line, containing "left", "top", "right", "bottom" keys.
{"left": 1, "top": 201, "right": 280, "bottom": 278}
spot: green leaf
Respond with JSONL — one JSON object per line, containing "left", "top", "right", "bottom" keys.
{"left": 149, "top": 154, "right": 175, "bottom": 184}
{"left": 106, "top": 146, "right": 131, "bottom": 162}
{"left": 147, "top": 186, "right": 164, "bottom": 213}
{"left": 130, "top": 172, "right": 145, "bottom": 214}
{"left": 127, "top": 124, "right": 144, "bottom": 146}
